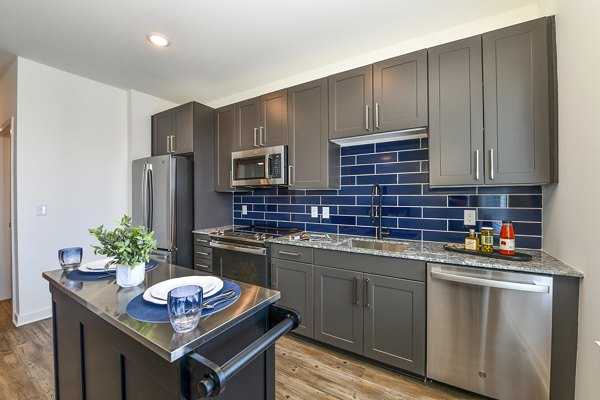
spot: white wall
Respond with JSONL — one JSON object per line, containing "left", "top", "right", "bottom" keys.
{"left": 13, "top": 58, "right": 128, "bottom": 325}
{"left": 0, "top": 60, "right": 17, "bottom": 302}
{"left": 538, "top": 0, "right": 600, "bottom": 398}
{"left": 126, "top": 90, "right": 177, "bottom": 212}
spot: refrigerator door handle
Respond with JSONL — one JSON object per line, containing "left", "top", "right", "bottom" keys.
{"left": 147, "top": 166, "right": 154, "bottom": 232}
{"left": 141, "top": 164, "right": 148, "bottom": 227}
{"left": 169, "top": 159, "right": 176, "bottom": 250}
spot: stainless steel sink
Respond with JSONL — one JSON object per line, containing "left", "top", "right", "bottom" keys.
{"left": 338, "top": 238, "right": 407, "bottom": 253}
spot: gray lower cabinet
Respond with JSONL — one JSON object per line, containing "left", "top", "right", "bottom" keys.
{"left": 428, "top": 17, "right": 556, "bottom": 186}
{"left": 271, "top": 259, "right": 314, "bottom": 338}
{"left": 363, "top": 274, "right": 425, "bottom": 374}
{"left": 313, "top": 265, "right": 364, "bottom": 354}
{"left": 288, "top": 78, "right": 340, "bottom": 189}
{"left": 193, "top": 233, "right": 213, "bottom": 273}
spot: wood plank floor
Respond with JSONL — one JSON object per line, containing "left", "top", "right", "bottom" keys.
{"left": 0, "top": 300, "right": 481, "bottom": 399}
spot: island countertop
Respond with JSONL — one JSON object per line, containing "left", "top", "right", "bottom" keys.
{"left": 269, "top": 234, "right": 583, "bottom": 278}
{"left": 43, "top": 262, "right": 280, "bottom": 362}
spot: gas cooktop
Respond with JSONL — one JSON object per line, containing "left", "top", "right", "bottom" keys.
{"left": 209, "top": 225, "right": 300, "bottom": 245}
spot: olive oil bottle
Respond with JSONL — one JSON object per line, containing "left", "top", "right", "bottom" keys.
{"left": 464, "top": 229, "right": 480, "bottom": 251}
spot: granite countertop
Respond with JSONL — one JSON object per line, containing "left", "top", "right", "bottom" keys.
{"left": 43, "top": 263, "right": 280, "bottom": 362}
{"left": 269, "top": 234, "right": 583, "bottom": 278}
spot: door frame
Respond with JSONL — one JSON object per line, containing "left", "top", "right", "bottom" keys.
{"left": 0, "top": 117, "right": 16, "bottom": 317}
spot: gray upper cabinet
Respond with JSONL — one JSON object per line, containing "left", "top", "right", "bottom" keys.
{"left": 373, "top": 49, "right": 428, "bottom": 132}
{"left": 363, "top": 274, "right": 425, "bottom": 375}
{"left": 329, "top": 65, "right": 373, "bottom": 139}
{"left": 152, "top": 102, "right": 195, "bottom": 156}
{"left": 234, "top": 90, "right": 288, "bottom": 151}
{"left": 288, "top": 78, "right": 340, "bottom": 189}
{"left": 429, "top": 17, "right": 556, "bottom": 186}
{"left": 314, "top": 265, "right": 364, "bottom": 354}
{"left": 214, "top": 105, "right": 235, "bottom": 192}
{"left": 483, "top": 17, "right": 553, "bottom": 184}
{"left": 271, "top": 259, "right": 314, "bottom": 338}
{"left": 428, "top": 36, "right": 484, "bottom": 186}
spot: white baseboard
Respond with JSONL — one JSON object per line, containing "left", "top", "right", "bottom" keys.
{"left": 12, "top": 307, "right": 52, "bottom": 326}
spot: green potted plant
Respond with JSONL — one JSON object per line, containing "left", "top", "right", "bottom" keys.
{"left": 88, "top": 215, "right": 157, "bottom": 287}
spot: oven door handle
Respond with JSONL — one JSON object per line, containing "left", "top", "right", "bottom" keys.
{"left": 210, "top": 241, "right": 266, "bottom": 255}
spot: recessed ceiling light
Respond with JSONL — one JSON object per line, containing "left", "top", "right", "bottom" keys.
{"left": 146, "top": 32, "right": 170, "bottom": 47}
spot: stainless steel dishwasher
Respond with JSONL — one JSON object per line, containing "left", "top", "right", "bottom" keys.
{"left": 427, "top": 263, "right": 553, "bottom": 400}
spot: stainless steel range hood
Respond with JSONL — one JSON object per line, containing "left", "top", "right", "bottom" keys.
{"left": 329, "top": 127, "right": 427, "bottom": 147}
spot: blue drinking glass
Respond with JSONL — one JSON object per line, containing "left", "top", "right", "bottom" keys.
{"left": 167, "top": 285, "right": 203, "bottom": 333}
{"left": 58, "top": 247, "right": 83, "bottom": 272}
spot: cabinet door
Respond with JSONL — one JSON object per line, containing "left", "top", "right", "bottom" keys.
{"left": 260, "top": 89, "right": 288, "bottom": 147}
{"left": 314, "top": 265, "right": 363, "bottom": 353}
{"left": 373, "top": 49, "right": 428, "bottom": 132}
{"left": 363, "top": 274, "right": 425, "bottom": 375}
{"left": 171, "top": 103, "right": 194, "bottom": 154}
{"left": 288, "top": 78, "right": 339, "bottom": 189}
{"left": 483, "top": 17, "right": 551, "bottom": 184}
{"left": 272, "top": 259, "right": 314, "bottom": 338}
{"left": 151, "top": 110, "right": 172, "bottom": 156}
{"left": 234, "top": 97, "right": 260, "bottom": 151}
{"left": 428, "top": 36, "right": 484, "bottom": 186}
{"left": 214, "top": 105, "right": 235, "bottom": 192}
{"left": 328, "top": 65, "right": 373, "bottom": 139}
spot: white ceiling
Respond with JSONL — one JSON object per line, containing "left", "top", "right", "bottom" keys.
{"left": 0, "top": 0, "right": 538, "bottom": 105}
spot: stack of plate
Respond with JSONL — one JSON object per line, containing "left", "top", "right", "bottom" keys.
{"left": 143, "top": 276, "right": 224, "bottom": 305}
{"left": 78, "top": 258, "right": 116, "bottom": 273}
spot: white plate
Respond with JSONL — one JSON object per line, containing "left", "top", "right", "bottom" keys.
{"left": 143, "top": 277, "right": 224, "bottom": 305}
{"left": 78, "top": 258, "right": 116, "bottom": 273}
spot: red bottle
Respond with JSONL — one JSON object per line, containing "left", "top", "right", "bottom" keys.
{"left": 499, "top": 221, "right": 515, "bottom": 256}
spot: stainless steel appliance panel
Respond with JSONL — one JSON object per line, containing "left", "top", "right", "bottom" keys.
{"left": 427, "top": 263, "right": 552, "bottom": 400}
{"left": 211, "top": 241, "right": 269, "bottom": 287}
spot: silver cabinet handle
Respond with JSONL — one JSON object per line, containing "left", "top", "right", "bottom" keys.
{"left": 253, "top": 128, "right": 259, "bottom": 147}
{"left": 170, "top": 135, "right": 176, "bottom": 153}
{"left": 229, "top": 169, "right": 234, "bottom": 189}
{"left": 365, "top": 278, "right": 370, "bottom": 308}
{"left": 365, "top": 105, "right": 369, "bottom": 130}
{"left": 475, "top": 150, "right": 480, "bottom": 180}
{"left": 195, "top": 239, "right": 209, "bottom": 244}
{"left": 430, "top": 270, "right": 549, "bottom": 293}
{"left": 288, "top": 165, "right": 294, "bottom": 187}
{"left": 195, "top": 263, "right": 210, "bottom": 270}
{"left": 490, "top": 149, "right": 495, "bottom": 180}
{"left": 277, "top": 250, "right": 300, "bottom": 257}
{"left": 195, "top": 251, "right": 209, "bottom": 256}
{"left": 166, "top": 136, "right": 171, "bottom": 153}
{"left": 259, "top": 126, "right": 265, "bottom": 146}
{"left": 353, "top": 277, "right": 359, "bottom": 305}
{"left": 375, "top": 103, "right": 380, "bottom": 129}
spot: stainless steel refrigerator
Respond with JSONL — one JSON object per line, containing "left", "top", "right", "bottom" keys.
{"left": 132, "top": 155, "right": 193, "bottom": 268}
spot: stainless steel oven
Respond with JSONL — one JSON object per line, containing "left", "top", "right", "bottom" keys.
{"left": 210, "top": 241, "right": 269, "bottom": 287}
{"left": 231, "top": 145, "right": 287, "bottom": 187}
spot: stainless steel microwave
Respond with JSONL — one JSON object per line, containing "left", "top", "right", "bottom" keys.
{"left": 231, "top": 145, "right": 287, "bottom": 187}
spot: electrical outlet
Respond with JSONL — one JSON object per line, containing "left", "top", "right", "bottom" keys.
{"left": 242, "top": 205, "right": 248, "bottom": 215}
{"left": 311, "top": 206, "right": 319, "bottom": 218}
{"left": 322, "top": 207, "right": 330, "bottom": 219}
{"left": 464, "top": 209, "right": 476, "bottom": 226}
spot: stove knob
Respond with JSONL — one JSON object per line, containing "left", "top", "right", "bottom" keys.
{"left": 254, "top": 233, "right": 261, "bottom": 240}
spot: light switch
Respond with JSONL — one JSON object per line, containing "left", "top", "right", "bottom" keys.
{"left": 311, "top": 206, "right": 319, "bottom": 218}
{"left": 464, "top": 209, "right": 476, "bottom": 226}
{"left": 36, "top": 203, "right": 47, "bottom": 216}
{"left": 242, "top": 205, "right": 248, "bottom": 215}
{"left": 322, "top": 207, "right": 330, "bottom": 219}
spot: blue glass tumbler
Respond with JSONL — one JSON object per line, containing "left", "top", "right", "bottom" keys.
{"left": 58, "top": 247, "right": 83, "bottom": 272}
{"left": 167, "top": 285, "right": 203, "bottom": 333}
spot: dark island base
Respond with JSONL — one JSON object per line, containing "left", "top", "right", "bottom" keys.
{"left": 51, "top": 287, "right": 290, "bottom": 400}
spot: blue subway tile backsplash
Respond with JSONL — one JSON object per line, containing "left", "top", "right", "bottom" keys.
{"left": 233, "top": 138, "right": 543, "bottom": 249}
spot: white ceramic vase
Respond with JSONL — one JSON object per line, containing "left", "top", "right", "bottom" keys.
{"left": 116, "top": 263, "right": 145, "bottom": 287}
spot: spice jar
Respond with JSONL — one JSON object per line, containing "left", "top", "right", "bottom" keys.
{"left": 480, "top": 227, "right": 494, "bottom": 253}
{"left": 499, "top": 221, "right": 515, "bottom": 256}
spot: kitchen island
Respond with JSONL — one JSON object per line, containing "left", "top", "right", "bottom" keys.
{"left": 43, "top": 262, "right": 298, "bottom": 400}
